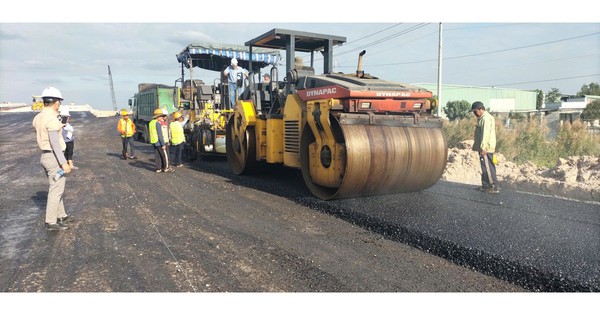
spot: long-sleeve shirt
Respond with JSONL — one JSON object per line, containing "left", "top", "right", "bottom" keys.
{"left": 473, "top": 111, "right": 496, "bottom": 153}
{"left": 155, "top": 120, "right": 169, "bottom": 147}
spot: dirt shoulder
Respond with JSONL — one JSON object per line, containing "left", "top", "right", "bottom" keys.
{"left": 443, "top": 140, "right": 600, "bottom": 203}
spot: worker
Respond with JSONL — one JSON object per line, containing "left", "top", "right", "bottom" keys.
{"left": 223, "top": 57, "right": 248, "bottom": 109}
{"left": 149, "top": 108, "right": 174, "bottom": 173}
{"left": 169, "top": 111, "right": 185, "bottom": 167}
{"left": 117, "top": 108, "right": 137, "bottom": 160}
{"left": 32, "top": 87, "right": 74, "bottom": 231}
{"left": 60, "top": 108, "right": 78, "bottom": 169}
{"left": 262, "top": 73, "right": 270, "bottom": 84}
{"left": 471, "top": 101, "right": 499, "bottom": 193}
{"left": 294, "top": 56, "right": 304, "bottom": 69}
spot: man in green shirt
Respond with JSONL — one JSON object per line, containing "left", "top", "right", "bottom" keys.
{"left": 472, "top": 101, "right": 499, "bottom": 193}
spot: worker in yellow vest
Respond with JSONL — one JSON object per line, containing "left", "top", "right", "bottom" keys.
{"left": 117, "top": 109, "right": 137, "bottom": 160}
{"left": 169, "top": 111, "right": 186, "bottom": 167}
{"left": 149, "top": 109, "right": 174, "bottom": 173}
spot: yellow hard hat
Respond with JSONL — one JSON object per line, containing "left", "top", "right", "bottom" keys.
{"left": 153, "top": 108, "right": 165, "bottom": 118}
{"left": 173, "top": 111, "right": 182, "bottom": 119}
{"left": 120, "top": 109, "right": 129, "bottom": 116}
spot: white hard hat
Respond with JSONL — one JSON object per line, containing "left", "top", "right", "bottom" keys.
{"left": 231, "top": 58, "right": 238, "bottom": 65}
{"left": 59, "top": 108, "right": 70, "bottom": 116}
{"left": 41, "top": 87, "right": 63, "bottom": 100}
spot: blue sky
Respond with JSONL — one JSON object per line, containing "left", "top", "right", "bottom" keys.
{"left": 1, "top": 1, "right": 599, "bottom": 110}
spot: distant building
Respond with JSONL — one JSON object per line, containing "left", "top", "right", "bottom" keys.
{"left": 412, "top": 83, "right": 538, "bottom": 115}
{"left": 544, "top": 95, "right": 600, "bottom": 125}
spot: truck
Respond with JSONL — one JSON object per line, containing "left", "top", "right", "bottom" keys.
{"left": 175, "top": 43, "right": 280, "bottom": 159}
{"left": 128, "top": 83, "right": 183, "bottom": 143}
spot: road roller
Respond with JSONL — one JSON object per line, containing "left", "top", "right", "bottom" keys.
{"left": 226, "top": 28, "right": 447, "bottom": 200}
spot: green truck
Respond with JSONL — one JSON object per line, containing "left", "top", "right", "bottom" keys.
{"left": 128, "top": 83, "right": 183, "bottom": 143}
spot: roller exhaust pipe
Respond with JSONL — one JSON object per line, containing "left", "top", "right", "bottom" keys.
{"left": 356, "top": 50, "right": 366, "bottom": 78}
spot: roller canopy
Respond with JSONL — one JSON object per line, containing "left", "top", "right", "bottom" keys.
{"left": 177, "top": 43, "right": 281, "bottom": 73}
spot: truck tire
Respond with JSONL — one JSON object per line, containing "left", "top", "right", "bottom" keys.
{"left": 143, "top": 124, "right": 150, "bottom": 143}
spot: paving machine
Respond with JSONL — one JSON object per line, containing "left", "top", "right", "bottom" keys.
{"left": 176, "top": 43, "right": 280, "bottom": 158}
{"left": 31, "top": 95, "right": 43, "bottom": 111}
{"left": 226, "top": 29, "right": 447, "bottom": 200}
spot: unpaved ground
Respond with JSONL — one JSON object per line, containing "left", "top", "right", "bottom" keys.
{"left": 443, "top": 140, "right": 600, "bottom": 203}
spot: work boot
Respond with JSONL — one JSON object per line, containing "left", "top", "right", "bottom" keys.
{"left": 45, "top": 223, "right": 70, "bottom": 231}
{"left": 58, "top": 215, "right": 75, "bottom": 224}
{"left": 485, "top": 185, "right": 500, "bottom": 194}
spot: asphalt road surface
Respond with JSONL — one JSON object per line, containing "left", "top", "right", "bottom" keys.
{"left": 1, "top": 111, "right": 598, "bottom": 310}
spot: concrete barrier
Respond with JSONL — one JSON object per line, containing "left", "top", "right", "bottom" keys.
{"left": 1, "top": 103, "right": 117, "bottom": 117}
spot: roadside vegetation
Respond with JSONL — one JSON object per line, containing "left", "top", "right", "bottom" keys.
{"left": 443, "top": 115, "right": 600, "bottom": 169}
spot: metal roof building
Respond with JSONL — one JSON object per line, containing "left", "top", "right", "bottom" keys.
{"left": 413, "top": 83, "right": 538, "bottom": 114}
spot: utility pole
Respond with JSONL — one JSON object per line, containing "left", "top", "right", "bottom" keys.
{"left": 108, "top": 65, "right": 117, "bottom": 111}
{"left": 436, "top": 22, "right": 443, "bottom": 117}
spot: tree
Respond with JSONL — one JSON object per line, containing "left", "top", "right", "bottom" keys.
{"left": 576, "top": 82, "right": 600, "bottom": 97}
{"left": 536, "top": 89, "right": 543, "bottom": 110}
{"left": 545, "top": 88, "right": 561, "bottom": 103}
{"left": 581, "top": 99, "right": 600, "bottom": 120}
{"left": 443, "top": 100, "right": 471, "bottom": 121}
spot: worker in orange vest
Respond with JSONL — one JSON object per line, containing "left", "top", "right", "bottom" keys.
{"left": 117, "top": 108, "right": 137, "bottom": 160}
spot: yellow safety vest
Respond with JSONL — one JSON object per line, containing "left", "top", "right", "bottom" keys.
{"left": 170, "top": 121, "right": 185, "bottom": 145}
{"left": 149, "top": 119, "right": 158, "bottom": 144}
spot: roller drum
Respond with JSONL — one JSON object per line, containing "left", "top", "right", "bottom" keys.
{"left": 301, "top": 122, "right": 447, "bottom": 200}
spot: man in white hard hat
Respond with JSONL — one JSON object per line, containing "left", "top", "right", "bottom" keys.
{"left": 223, "top": 57, "right": 248, "bottom": 109}
{"left": 32, "top": 87, "right": 74, "bottom": 231}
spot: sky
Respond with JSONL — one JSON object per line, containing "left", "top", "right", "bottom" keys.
{"left": 1, "top": 1, "right": 599, "bottom": 111}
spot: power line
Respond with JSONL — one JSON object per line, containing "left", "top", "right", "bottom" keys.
{"left": 489, "top": 73, "right": 600, "bottom": 88}
{"left": 343, "top": 23, "right": 404, "bottom": 45}
{"left": 295, "top": 23, "right": 432, "bottom": 64}
{"left": 355, "top": 31, "right": 600, "bottom": 67}
{"left": 335, "top": 23, "right": 431, "bottom": 58}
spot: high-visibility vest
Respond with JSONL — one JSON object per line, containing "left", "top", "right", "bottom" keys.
{"left": 118, "top": 118, "right": 136, "bottom": 138}
{"left": 149, "top": 119, "right": 158, "bottom": 144}
{"left": 170, "top": 121, "right": 185, "bottom": 145}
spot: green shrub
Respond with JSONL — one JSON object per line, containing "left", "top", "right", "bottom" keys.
{"left": 508, "top": 120, "right": 555, "bottom": 168}
{"left": 442, "top": 118, "right": 475, "bottom": 148}
{"left": 555, "top": 120, "right": 600, "bottom": 159}
{"left": 443, "top": 100, "right": 471, "bottom": 121}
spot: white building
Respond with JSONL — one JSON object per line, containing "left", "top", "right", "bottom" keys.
{"left": 544, "top": 95, "right": 600, "bottom": 125}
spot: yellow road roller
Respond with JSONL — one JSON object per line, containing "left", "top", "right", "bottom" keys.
{"left": 226, "top": 29, "right": 447, "bottom": 200}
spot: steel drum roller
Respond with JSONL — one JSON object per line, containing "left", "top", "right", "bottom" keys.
{"left": 301, "top": 121, "right": 448, "bottom": 200}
